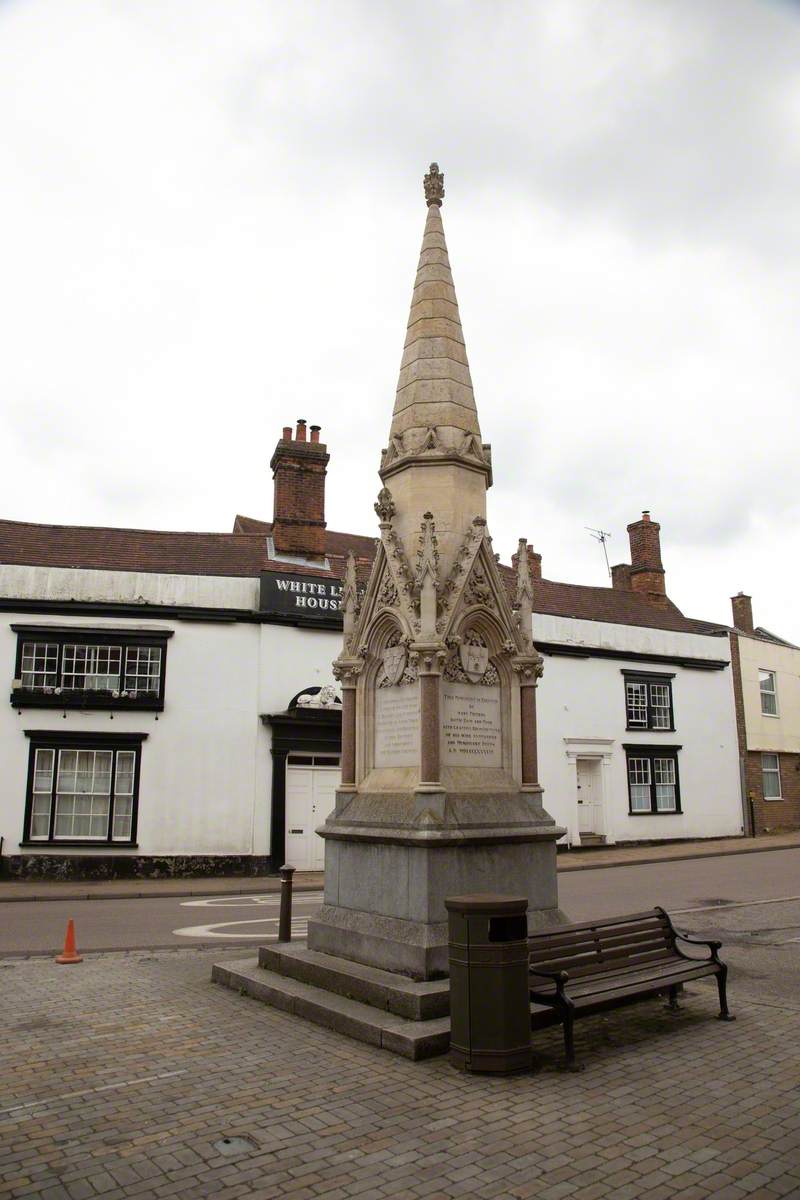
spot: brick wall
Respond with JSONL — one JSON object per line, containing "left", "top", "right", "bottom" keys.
{"left": 744, "top": 751, "right": 800, "bottom": 834}
{"left": 627, "top": 511, "right": 667, "bottom": 605}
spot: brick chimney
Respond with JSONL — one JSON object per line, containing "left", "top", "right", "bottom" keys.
{"left": 611, "top": 563, "right": 632, "bottom": 591}
{"left": 731, "top": 592, "right": 754, "bottom": 634}
{"left": 627, "top": 511, "right": 667, "bottom": 607}
{"left": 511, "top": 542, "right": 542, "bottom": 582}
{"left": 270, "top": 419, "right": 330, "bottom": 557}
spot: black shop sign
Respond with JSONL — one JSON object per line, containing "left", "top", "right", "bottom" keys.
{"left": 260, "top": 572, "right": 344, "bottom": 621}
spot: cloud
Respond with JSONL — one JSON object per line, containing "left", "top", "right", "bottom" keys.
{"left": 0, "top": 0, "right": 798, "bottom": 636}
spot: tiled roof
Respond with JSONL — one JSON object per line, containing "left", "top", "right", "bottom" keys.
{"left": 232, "top": 515, "right": 377, "bottom": 560}
{"left": 688, "top": 614, "right": 799, "bottom": 650}
{"left": 0, "top": 517, "right": 375, "bottom": 582}
{"left": 0, "top": 515, "right": 749, "bottom": 639}
{"left": 495, "top": 564, "right": 714, "bottom": 637}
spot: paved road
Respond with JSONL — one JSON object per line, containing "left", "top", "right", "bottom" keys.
{"left": 2, "top": 847, "right": 799, "bottom": 955}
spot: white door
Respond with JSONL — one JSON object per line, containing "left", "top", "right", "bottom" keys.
{"left": 285, "top": 760, "right": 340, "bottom": 871}
{"left": 576, "top": 759, "right": 601, "bottom": 835}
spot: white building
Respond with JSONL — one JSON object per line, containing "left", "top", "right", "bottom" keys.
{"left": 0, "top": 422, "right": 373, "bottom": 879}
{"left": 0, "top": 443, "right": 745, "bottom": 877}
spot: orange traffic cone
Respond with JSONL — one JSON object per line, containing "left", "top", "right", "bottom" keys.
{"left": 55, "top": 919, "right": 83, "bottom": 964}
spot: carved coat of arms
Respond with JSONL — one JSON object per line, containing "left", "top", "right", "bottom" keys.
{"left": 381, "top": 642, "right": 407, "bottom": 687}
{"left": 459, "top": 631, "right": 489, "bottom": 683}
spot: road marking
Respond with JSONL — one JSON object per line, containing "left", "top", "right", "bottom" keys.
{"left": 180, "top": 892, "right": 324, "bottom": 908}
{"left": 173, "top": 918, "right": 309, "bottom": 939}
{"left": 0, "top": 1070, "right": 186, "bottom": 1118}
{"left": 672, "top": 895, "right": 800, "bottom": 915}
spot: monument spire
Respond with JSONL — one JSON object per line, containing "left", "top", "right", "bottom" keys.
{"left": 384, "top": 163, "right": 486, "bottom": 472}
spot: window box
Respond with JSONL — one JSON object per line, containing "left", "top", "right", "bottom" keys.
{"left": 10, "top": 626, "right": 172, "bottom": 711}
{"left": 623, "top": 745, "right": 682, "bottom": 815}
{"left": 622, "top": 670, "right": 675, "bottom": 731}
{"left": 23, "top": 730, "right": 147, "bottom": 846}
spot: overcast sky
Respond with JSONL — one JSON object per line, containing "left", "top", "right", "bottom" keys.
{"left": 2, "top": 0, "right": 799, "bottom": 637}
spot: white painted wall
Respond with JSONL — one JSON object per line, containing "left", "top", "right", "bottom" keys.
{"left": 0, "top": 553, "right": 347, "bottom": 863}
{"left": 0, "top": 564, "right": 258, "bottom": 610}
{"left": 0, "top": 567, "right": 746, "bottom": 865}
{"left": 534, "top": 614, "right": 743, "bottom": 844}
{"left": 737, "top": 633, "right": 800, "bottom": 754}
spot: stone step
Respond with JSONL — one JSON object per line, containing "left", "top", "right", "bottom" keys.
{"left": 212, "top": 958, "right": 451, "bottom": 1061}
{"left": 258, "top": 942, "right": 450, "bottom": 1020}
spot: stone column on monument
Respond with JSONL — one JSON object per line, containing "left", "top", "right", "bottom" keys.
{"left": 415, "top": 647, "right": 445, "bottom": 793}
{"left": 339, "top": 677, "right": 357, "bottom": 790}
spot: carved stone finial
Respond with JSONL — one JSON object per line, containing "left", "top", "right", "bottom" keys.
{"left": 513, "top": 538, "right": 535, "bottom": 652}
{"left": 342, "top": 552, "right": 358, "bottom": 610}
{"left": 514, "top": 538, "right": 534, "bottom": 605}
{"left": 424, "top": 162, "right": 444, "bottom": 207}
{"left": 374, "top": 486, "right": 395, "bottom": 523}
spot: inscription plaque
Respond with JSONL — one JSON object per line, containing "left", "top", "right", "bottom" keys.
{"left": 374, "top": 684, "right": 420, "bottom": 768}
{"left": 442, "top": 682, "right": 502, "bottom": 767}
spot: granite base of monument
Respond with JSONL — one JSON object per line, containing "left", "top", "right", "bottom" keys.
{"left": 306, "top": 788, "right": 567, "bottom": 980}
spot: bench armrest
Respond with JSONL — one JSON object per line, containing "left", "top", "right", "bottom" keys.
{"left": 529, "top": 967, "right": 569, "bottom": 994}
{"left": 673, "top": 929, "right": 722, "bottom": 962}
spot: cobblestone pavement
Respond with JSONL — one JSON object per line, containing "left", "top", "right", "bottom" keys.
{"left": 1, "top": 941, "right": 799, "bottom": 1200}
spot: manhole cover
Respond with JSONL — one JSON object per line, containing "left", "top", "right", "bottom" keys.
{"left": 213, "top": 1136, "right": 257, "bottom": 1157}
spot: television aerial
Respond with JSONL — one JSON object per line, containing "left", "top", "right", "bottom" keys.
{"left": 586, "top": 526, "right": 612, "bottom": 578}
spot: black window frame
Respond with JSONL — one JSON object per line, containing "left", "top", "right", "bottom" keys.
{"left": 22, "top": 730, "right": 147, "bottom": 847}
{"left": 622, "top": 670, "right": 675, "bottom": 732}
{"left": 623, "top": 744, "right": 682, "bottom": 816}
{"left": 10, "top": 626, "right": 172, "bottom": 712}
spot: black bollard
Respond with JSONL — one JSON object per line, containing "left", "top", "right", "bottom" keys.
{"left": 278, "top": 864, "right": 295, "bottom": 942}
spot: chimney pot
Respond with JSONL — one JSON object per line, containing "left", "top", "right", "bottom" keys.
{"left": 282, "top": 425, "right": 292, "bottom": 442}
{"left": 296, "top": 419, "right": 307, "bottom": 441}
{"left": 310, "top": 425, "right": 321, "bottom": 444}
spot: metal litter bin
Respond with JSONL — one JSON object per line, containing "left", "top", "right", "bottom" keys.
{"left": 446, "top": 893, "right": 531, "bottom": 1074}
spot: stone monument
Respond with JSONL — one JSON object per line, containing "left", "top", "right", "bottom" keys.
{"left": 307, "top": 162, "right": 564, "bottom": 980}
{"left": 214, "top": 164, "right": 564, "bottom": 1055}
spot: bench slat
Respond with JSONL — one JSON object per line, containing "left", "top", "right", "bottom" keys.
{"left": 530, "top": 930, "right": 672, "bottom": 965}
{"left": 529, "top": 919, "right": 670, "bottom": 952}
{"left": 529, "top": 910, "right": 668, "bottom": 938}
{"left": 530, "top": 959, "right": 716, "bottom": 1001}
{"left": 531, "top": 947, "right": 675, "bottom": 979}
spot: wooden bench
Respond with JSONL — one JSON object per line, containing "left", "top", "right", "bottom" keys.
{"left": 528, "top": 907, "right": 734, "bottom": 1069}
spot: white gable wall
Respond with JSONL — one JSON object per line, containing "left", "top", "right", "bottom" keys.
{"left": 534, "top": 614, "right": 743, "bottom": 844}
